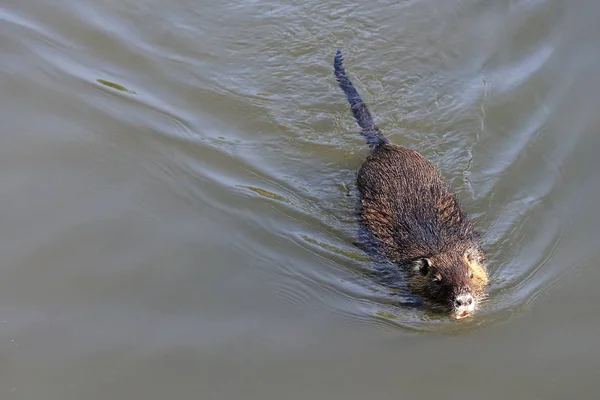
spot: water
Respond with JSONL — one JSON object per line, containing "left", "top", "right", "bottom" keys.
{"left": 1, "top": 0, "right": 600, "bottom": 398}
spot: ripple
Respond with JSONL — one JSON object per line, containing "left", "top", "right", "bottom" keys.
{"left": 97, "top": 79, "right": 136, "bottom": 94}
{"left": 4, "top": 0, "right": 591, "bottom": 339}
{"left": 237, "top": 185, "right": 290, "bottom": 203}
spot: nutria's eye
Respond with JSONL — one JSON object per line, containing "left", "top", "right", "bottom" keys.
{"left": 469, "top": 272, "right": 474, "bottom": 279}
{"left": 415, "top": 258, "right": 431, "bottom": 276}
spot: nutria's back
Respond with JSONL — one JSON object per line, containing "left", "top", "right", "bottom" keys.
{"left": 334, "top": 50, "right": 488, "bottom": 319}
{"left": 358, "top": 145, "right": 476, "bottom": 262}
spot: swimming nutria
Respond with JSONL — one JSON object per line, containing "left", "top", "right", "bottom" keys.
{"left": 334, "top": 50, "right": 488, "bottom": 319}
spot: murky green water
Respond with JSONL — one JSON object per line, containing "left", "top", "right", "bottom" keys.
{"left": 1, "top": 0, "right": 599, "bottom": 398}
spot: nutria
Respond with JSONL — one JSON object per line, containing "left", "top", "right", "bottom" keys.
{"left": 334, "top": 50, "right": 488, "bottom": 319}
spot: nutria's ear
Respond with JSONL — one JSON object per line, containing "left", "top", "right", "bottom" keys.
{"left": 413, "top": 258, "right": 431, "bottom": 276}
{"left": 463, "top": 248, "right": 472, "bottom": 259}
{"left": 464, "top": 247, "right": 484, "bottom": 264}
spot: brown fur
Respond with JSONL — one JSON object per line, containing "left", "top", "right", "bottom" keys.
{"left": 358, "top": 146, "right": 488, "bottom": 310}
{"left": 334, "top": 50, "right": 489, "bottom": 312}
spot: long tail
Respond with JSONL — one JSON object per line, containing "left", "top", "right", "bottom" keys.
{"left": 334, "top": 49, "right": 388, "bottom": 149}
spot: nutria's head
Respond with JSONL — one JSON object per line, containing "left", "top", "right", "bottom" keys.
{"left": 406, "top": 246, "right": 488, "bottom": 319}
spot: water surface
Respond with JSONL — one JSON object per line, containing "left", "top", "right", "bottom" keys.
{"left": 1, "top": 0, "right": 600, "bottom": 398}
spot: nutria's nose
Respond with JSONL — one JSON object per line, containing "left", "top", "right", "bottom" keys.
{"left": 454, "top": 294, "right": 474, "bottom": 307}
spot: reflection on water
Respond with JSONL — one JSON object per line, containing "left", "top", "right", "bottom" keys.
{"left": 1, "top": 0, "right": 600, "bottom": 398}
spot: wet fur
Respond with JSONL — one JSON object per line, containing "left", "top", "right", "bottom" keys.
{"left": 334, "top": 50, "right": 488, "bottom": 310}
